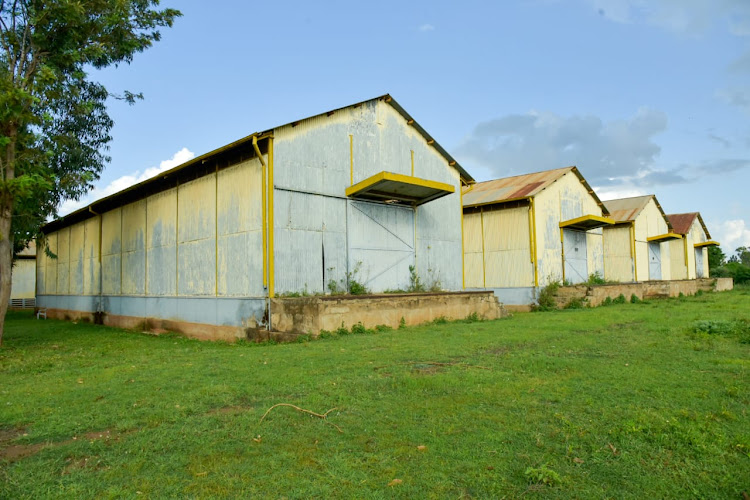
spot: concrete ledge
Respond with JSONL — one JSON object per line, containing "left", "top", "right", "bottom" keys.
{"left": 554, "top": 277, "right": 734, "bottom": 308}
{"left": 270, "top": 291, "right": 504, "bottom": 335}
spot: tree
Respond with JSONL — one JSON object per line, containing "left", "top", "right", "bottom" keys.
{"left": 707, "top": 245, "right": 725, "bottom": 270}
{"left": 0, "top": 1, "right": 180, "bottom": 345}
{"left": 735, "top": 246, "right": 750, "bottom": 267}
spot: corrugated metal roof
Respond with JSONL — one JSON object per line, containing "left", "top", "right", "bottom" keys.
{"left": 667, "top": 212, "right": 711, "bottom": 238}
{"left": 43, "top": 94, "right": 472, "bottom": 234}
{"left": 603, "top": 194, "right": 673, "bottom": 230}
{"left": 462, "top": 166, "right": 609, "bottom": 214}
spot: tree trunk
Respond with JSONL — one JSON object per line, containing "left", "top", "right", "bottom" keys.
{"left": 0, "top": 210, "right": 13, "bottom": 346}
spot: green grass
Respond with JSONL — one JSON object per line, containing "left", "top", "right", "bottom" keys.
{"left": 1, "top": 288, "right": 749, "bottom": 498}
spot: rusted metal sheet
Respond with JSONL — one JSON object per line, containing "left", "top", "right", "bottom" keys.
{"left": 463, "top": 167, "right": 572, "bottom": 207}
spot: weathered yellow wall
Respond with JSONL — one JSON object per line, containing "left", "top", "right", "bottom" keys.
{"left": 11, "top": 259, "right": 36, "bottom": 299}
{"left": 462, "top": 211, "right": 484, "bottom": 288}
{"left": 101, "top": 207, "right": 122, "bottom": 295}
{"left": 38, "top": 157, "right": 264, "bottom": 300}
{"left": 603, "top": 224, "right": 634, "bottom": 282}
{"left": 534, "top": 171, "right": 604, "bottom": 285}
{"left": 482, "top": 205, "right": 533, "bottom": 287}
{"left": 633, "top": 200, "right": 670, "bottom": 280}
{"left": 669, "top": 239, "right": 688, "bottom": 280}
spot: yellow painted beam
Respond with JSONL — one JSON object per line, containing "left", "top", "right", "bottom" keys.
{"left": 694, "top": 240, "right": 719, "bottom": 248}
{"left": 480, "top": 207, "right": 486, "bottom": 288}
{"left": 647, "top": 232, "right": 682, "bottom": 242}
{"left": 345, "top": 171, "right": 455, "bottom": 198}
{"left": 460, "top": 186, "right": 465, "bottom": 289}
{"left": 560, "top": 227, "right": 566, "bottom": 284}
{"left": 268, "top": 137, "right": 275, "bottom": 299}
{"left": 559, "top": 214, "right": 615, "bottom": 230}
{"left": 531, "top": 198, "right": 538, "bottom": 287}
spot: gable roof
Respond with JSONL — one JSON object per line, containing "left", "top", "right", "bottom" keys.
{"left": 667, "top": 212, "right": 711, "bottom": 238}
{"left": 603, "top": 195, "right": 673, "bottom": 230}
{"left": 462, "top": 166, "right": 609, "bottom": 214}
{"left": 43, "top": 94, "right": 471, "bottom": 234}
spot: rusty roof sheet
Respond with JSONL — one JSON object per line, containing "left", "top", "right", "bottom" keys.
{"left": 603, "top": 195, "right": 673, "bottom": 230}
{"left": 462, "top": 166, "right": 608, "bottom": 214}
{"left": 667, "top": 212, "right": 711, "bottom": 238}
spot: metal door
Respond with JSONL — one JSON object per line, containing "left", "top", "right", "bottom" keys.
{"left": 347, "top": 200, "right": 415, "bottom": 292}
{"left": 648, "top": 242, "right": 662, "bottom": 280}
{"left": 563, "top": 229, "right": 588, "bottom": 284}
{"left": 695, "top": 248, "right": 705, "bottom": 278}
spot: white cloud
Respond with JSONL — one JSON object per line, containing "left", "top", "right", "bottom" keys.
{"left": 418, "top": 24, "right": 435, "bottom": 32}
{"left": 588, "top": 0, "right": 750, "bottom": 36}
{"left": 713, "top": 219, "right": 750, "bottom": 250}
{"left": 58, "top": 147, "right": 195, "bottom": 216}
{"left": 455, "top": 107, "right": 672, "bottom": 187}
{"left": 595, "top": 186, "right": 648, "bottom": 201}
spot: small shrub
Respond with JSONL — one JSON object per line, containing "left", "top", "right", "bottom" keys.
{"left": 464, "top": 312, "right": 480, "bottom": 323}
{"left": 524, "top": 465, "right": 562, "bottom": 487}
{"left": 318, "top": 329, "right": 335, "bottom": 340}
{"left": 347, "top": 262, "right": 370, "bottom": 295}
{"left": 565, "top": 297, "right": 585, "bottom": 309}
{"left": 336, "top": 322, "right": 350, "bottom": 336}
{"left": 295, "top": 334, "right": 312, "bottom": 343}
{"left": 587, "top": 272, "right": 606, "bottom": 285}
{"left": 535, "top": 281, "right": 561, "bottom": 312}
{"left": 432, "top": 316, "right": 448, "bottom": 325}
{"left": 612, "top": 294, "right": 626, "bottom": 305}
{"left": 408, "top": 265, "right": 425, "bottom": 293}
{"left": 327, "top": 278, "right": 345, "bottom": 295}
{"left": 351, "top": 322, "right": 370, "bottom": 335}
{"left": 630, "top": 294, "right": 641, "bottom": 304}
{"left": 695, "top": 289, "right": 704, "bottom": 297}
{"left": 375, "top": 324, "right": 392, "bottom": 332}
{"left": 601, "top": 296, "right": 613, "bottom": 307}
{"left": 399, "top": 317, "right": 406, "bottom": 329}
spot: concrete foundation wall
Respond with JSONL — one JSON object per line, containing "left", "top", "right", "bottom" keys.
{"left": 36, "top": 295, "right": 266, "bottom": 342}
{"left": 553, "top": 278, "right": 733, "bottom": 308}
{"left": 270, "top": 291, "right": 504, "bottom": 335}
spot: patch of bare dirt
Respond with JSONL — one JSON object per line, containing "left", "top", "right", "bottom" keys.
{"left": 206, "top": 405, "right": 253, "bottom": 416}
{"left": 0, "top": 428, "right": 129, "bottom": 463}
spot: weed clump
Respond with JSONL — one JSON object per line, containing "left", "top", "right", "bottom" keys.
{"left": 535, "top": 281, "right": 561, "bottom": 312}
{"left": 565, "top": 297, "right": 586, "bottom": 309}
{"left": 630, "top": 294, "right": 641, "bottom": 304}
{"left": 690, "top": 319, "right": 750, "bottom": 345}
{"left": 587, "top": 272, "right": 606, "bottom": 285}
{"left": 525, "top": 465, "right": 562, "bottom": 487}
{"left": 613, "top": 294, "right": 627, "bottom": 305}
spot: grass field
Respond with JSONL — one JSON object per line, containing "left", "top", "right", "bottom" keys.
{"left": 1, "top": 287, "right": 749, "bottom": 498}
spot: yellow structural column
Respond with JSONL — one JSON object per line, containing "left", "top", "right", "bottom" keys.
{"left": 268, "top": 136, "right": 275, "bottom": 298}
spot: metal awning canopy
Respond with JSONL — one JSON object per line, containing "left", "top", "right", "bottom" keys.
{"left": 694, "top": 240, "right": 720, "bottom": 248}
{"left": 345, "top": 171, "right": 455, "bottom": 206}
{"left": 647, "top": 232, "right": 683, "bottom": 242}
{"left": 559, "top": 214, "right": 615, "bottom": 231}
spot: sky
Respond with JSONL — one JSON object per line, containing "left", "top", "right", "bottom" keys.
{"left": 60, "top": 0, "right": 750, "bottom": 256}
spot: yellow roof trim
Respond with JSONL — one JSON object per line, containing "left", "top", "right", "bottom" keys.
{"left": 559, "top": 214, "right": 615, "bottom": 230}
{"left": 345, "top": 171, "right": 455, "bottom": 206}
{"left": 647, "top": 232, "right": 683, "bottom": 242}
{"left": 694, "top": 240, "right": 720, "bottom": 248}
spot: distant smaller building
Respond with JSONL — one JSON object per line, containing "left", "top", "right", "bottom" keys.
{"left": 462, "top": 166, "right": 613, "bottom": 304}
{"left": 11, "top": 242, "right": 36, "bottom": 309}
{"left": 602, "top": 195, "right": 681, "bottom": 282}
{"left": 666, "top": 213, "right": 718, "bottom": 279}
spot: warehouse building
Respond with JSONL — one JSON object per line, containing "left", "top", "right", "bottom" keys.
{"left": 666, "top": 212, "right": 718, "bottom": 279}
{"left": 602, "top": 195, "right": 681, "bottom": 282}
{"left": 11, "top": 243, "right": 36, "bottom": 309}
{"left": 37, "top": 95, "right": 474, "bottom": 339}
{"left": 462, "top": 166, "right": 614, "bottom": 304}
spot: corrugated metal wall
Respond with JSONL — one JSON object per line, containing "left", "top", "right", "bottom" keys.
{"left": 462, "top": 211, "right": 485, "bottom": 288}
{"left": 273, "top": 99, "right": 463, "bottom": 294}
{"left": 534, "top": 172, "right": 604, "bottom": 285}
{"left": 11, "top": 260, "right": 36, "bottom": 299}
{"left": 38, "top": 157, "right": 265, "bottom": 306}
{"left": 668, "top": 239, "right": 688, "bottom": 280}
{"left": 603, "top": 225, "right": 634, "bottom": 281}
{"left": 633, "top": 200, "right": 670, "bottom": 280}
{"left": 482, "top": 205, "right": 533, "bottom": 287}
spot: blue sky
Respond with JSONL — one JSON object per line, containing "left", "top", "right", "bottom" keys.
{"left": 61, "top": 0, "right": 750, "bottom": 254}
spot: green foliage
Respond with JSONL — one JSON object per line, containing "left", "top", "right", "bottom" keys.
{"left": 630, "top": 294, "right": 641, "bottom": 304}
{"left": 346, "top": 262, "right": 369, "bottom": 295}
{"left": 525, "top": 465, "right": 562, "bottom": 487}
{"left": 586, "top": 272, "right": 607, "bottom": 285}
{"left": 708, "top": 246, "right": 726, "bottom": 269}
{"left": 613, "top": 294, "right": 627, "bottom": 305}
{"left": 601, "top": 296, "right": 613, "bottom": 306}
{"left": 691, "top": 319, "right": 750, "bottom": 344}
{"left": 464, "top": 312, "right": 480, "bottom": 323}
{"left": 408, "top": 265, "right": 424, "bottom": 292}
{"left": 399, "top": 316, "right": 406, "bottom": 329}
{"left": 713, "top": 261, "right": 750, "bottom": 284}
{"left": 535, "top": 281, "right": 561, "bottom": 312}
{"left": 432, "top": 316, "right": 448, "bottom": 325}
{"left": 565, "top": 297, "right": 585, "bottom": 309}
{"left": 1, "top": 289, "right": 750, "bottom": 498}
{"left": 336, "top": 322, "right": 350, "bottom": 336}
{"left": 350, "top": 322, "right": 372, "bottom": 335}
